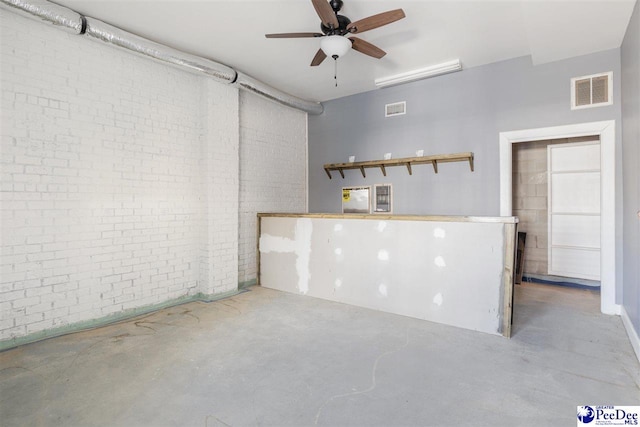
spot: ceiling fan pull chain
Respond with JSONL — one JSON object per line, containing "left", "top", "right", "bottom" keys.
{"left": 334, "top": 58, "right": 338, "bottom": 87}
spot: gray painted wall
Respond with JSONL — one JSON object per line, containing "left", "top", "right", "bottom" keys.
{"left": 309, "top": 49, "right": 625, "bottom": 300}
{"left": 309, "top": 51, "right": 621, "bottom": 215}
{"left": 622, "top": 1, "right": 639, "bottom": 335}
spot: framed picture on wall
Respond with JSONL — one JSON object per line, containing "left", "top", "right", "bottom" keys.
{"left": 342, "top": 186, "right": 371, "bottom": 213}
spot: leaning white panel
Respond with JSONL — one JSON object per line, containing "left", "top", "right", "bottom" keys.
{"left": 258, "top": 214, "right": 517, "bottom": 337}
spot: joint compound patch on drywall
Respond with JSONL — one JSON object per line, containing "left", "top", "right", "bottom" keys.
{"left": 434, "top": 256, "right": 446, "bottom": 267}
{"left": 259, "top": 235, "right": 297, "bottom": 253}
{"left": 378, "top": 249, "right": 389, "bottom": 261}
{"left": 333, "top": 223, "right": 343, "bottom": 232}
{"left": 433, "top": 227, "right": 446, "bottom": 238}
{"left": 433, "top": 293, "right": 443, "bottom": 306}
{"left": 378, "top": 283, "right": 388, "bottom": 297}
{"left": 376, "top": 221, "right": 387, "bottom": 232}
{"left": 259, "top": 218, "right": 312, "bottom": 294}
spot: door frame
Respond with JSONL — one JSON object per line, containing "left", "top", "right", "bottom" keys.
{"left": 499, "top": 120, "right": 619, "bottom": 315}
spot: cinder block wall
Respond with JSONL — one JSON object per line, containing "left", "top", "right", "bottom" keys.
{"left": 0, "top": 10, "right": 308, "bottom": 343}
{"left": 512, "top": 141, "right": 549, "bottom": 275}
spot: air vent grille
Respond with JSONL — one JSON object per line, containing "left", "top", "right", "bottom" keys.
{"left": 571, "top": 72, "right": 612, "bottom": 110}
{"left": 591, "top": 75, "right": 608, "bottom": 103}
{"left": 575, "top": 78, "right": 591, "bottom": 106}
{"left": 385, "top": 101, "right": 406, "bottom": 117}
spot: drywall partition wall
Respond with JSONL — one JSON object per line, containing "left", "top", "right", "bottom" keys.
{"left": 308, "top": 50, "right": 622, "bottom": 216}
{"left": 258, "top": 214, "right": 517, "bottom": 337}
{"left": 0, "top": 9, "right": 309, "bottom": 346}
{"left": 238, "top": 92, "right": 307, "bottom": 286}
{"left": 621, "top": 0, "right": 640, "bottom": 359}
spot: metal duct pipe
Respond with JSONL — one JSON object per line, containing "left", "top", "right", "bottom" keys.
{"left": 84, "top": 17, "right": 236, "bottom": 85}
{"left": 0, "top": 0, "right": 84, "bottom": 34}
{"left": 0, "top": 0, "right": 324, "bottom": 115}
{"left": 235, "top": 72, "right": 324, "bottom": 115}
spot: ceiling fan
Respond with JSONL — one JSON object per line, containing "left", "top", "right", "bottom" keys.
{"left": 265, "top": 0, "right": 405, "bottom": 67}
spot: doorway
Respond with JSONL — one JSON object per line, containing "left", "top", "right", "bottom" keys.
{"left": 512, "top": 137, "right": 601, "bottom": 285}
{"left": 499, "top": 121, "right": 618, "bottom": 315}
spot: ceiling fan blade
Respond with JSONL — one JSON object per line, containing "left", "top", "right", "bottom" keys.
{"left": 265, "top": 32, "right": 324, "bottom": 38}
{"left": 349, "top": 37, "right": 386, "bottom": 59}
{"left": 310, "top": 49, "right": 327, "bottom": 66}
{"left": 311, "top": 0, "right": 339, "bottom": 29}
{"left": 347, "top": 9, "right": 405, "bottom": 34}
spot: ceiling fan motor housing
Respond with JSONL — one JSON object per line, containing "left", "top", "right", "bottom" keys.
{"left": 321, "top": 14, "right": 351, "bottom": 35}
{"left": 329, "top": 0, "right": 344, "bottom": 12}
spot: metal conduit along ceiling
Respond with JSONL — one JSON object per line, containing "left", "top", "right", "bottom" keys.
{"left": 19, "top": 0, "right": 640, "bottom": 102}
{"left": 0, "top": 0, "right": 325, "bottom": 114}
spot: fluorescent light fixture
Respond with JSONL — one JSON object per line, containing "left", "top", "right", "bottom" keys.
{"left": 374, "top": 59, "right": 462, "bottom": 88}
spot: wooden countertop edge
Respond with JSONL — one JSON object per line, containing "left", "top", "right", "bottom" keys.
{"left": 257, "top": 213, "right": 519, "bottom": 224}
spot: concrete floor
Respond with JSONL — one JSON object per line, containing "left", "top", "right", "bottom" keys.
{"left": 1, "top": 282, "right": 638, "bottom": 427}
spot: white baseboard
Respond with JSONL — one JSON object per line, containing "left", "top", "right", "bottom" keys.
{"left": 621, "top": 306, "right": 640, "bottom": 364}
{"left": 613, "top": 303, "right": 622, "bottom": 316}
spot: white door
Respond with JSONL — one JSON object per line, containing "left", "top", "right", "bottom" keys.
{"left": 548, "top": 141, "right": 601, "bottom": 280}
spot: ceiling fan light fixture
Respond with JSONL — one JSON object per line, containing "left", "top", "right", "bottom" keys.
{"left": 374, "top": 59, "right": 462, "bottom": 88}
{"left": 320, "top": 35, "right": 351, "bottom": 59}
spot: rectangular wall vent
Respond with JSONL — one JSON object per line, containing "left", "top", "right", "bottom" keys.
{"left": 373, "top": 184, "right": 393, "bottom": 213}
{"left": 571, "top": 72, "right": 612, "bottom": 110}
{"left": 385, "top": 101, "right": 406, "bottom": 117}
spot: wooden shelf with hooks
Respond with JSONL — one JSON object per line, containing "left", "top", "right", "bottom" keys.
{"left": 323, "top": 152, "right": 474, "bottom": 179}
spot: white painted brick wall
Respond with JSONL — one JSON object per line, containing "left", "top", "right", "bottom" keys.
{"left": 238, "top": 92, "right": 308, "bottom": 283}
{"left": 200, "top": 80, "right": 240, "bottom": 295}
{"left": 0, "top": 9, "right": 309, "bottom": 342}
{"left": 1, "top": 11, "right": 198, "bottom": 340}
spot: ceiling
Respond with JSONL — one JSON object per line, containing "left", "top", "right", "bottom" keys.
{"left": 53, "top": 0, "right": 637, "bottom": 103}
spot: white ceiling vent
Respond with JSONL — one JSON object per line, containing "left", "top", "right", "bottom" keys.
{"left": 385, "top": 101, "right": 406, "bottom": 117}
{"left": 571, "top": 72, "right": 612, "bottom": 110}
